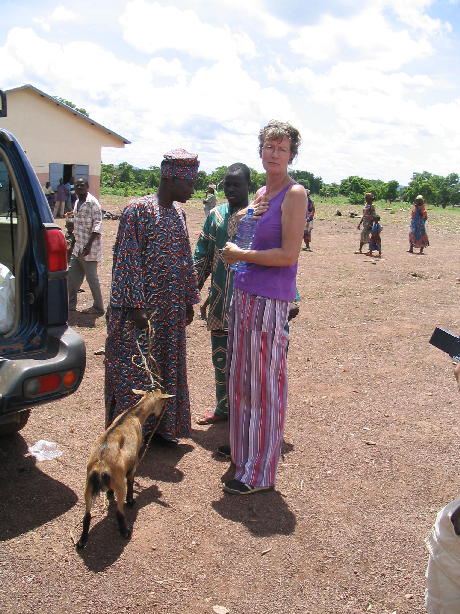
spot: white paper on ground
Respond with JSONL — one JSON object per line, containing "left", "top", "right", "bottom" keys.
{"left": 28, "top": 440, "right": 63, "bottom": 461}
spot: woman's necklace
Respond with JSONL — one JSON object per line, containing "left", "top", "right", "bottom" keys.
{"left": 264, "top": 176, "right": 294, "bottom": 202}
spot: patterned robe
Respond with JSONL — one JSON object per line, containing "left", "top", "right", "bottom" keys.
{"left": 409, "top": 205, "right": 429, "bottom": 248}
{"left": 105, "top": 195, "right": 200, "bottom": 439}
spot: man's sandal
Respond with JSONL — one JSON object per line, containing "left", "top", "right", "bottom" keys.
{"left": 196, "top": 412, "right": 227, "bottom": 425}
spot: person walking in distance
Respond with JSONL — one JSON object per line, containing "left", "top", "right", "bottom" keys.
{"left": 54, "top": 178, "right": 68, "bottom": 218}
{"left": 356, "top": 192, "right": 376, "bottom": 254}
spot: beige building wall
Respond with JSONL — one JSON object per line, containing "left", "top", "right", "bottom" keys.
{"left": 0, "top": 88, "right": 127, "bottom": 198}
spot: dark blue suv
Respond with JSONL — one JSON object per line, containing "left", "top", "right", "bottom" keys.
{"left": 0, "top": 91, "right": 86, "bottom": 435}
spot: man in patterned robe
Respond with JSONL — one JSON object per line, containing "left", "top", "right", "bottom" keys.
{"left": 105, "top": 149, "right": 200, "bottom": 446}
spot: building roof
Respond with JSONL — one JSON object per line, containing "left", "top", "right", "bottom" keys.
{"left": 6, "top": 84, "right": 131, "bottom": 145}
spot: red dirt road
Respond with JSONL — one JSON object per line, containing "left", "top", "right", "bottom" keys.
{"left": 1, "top": 198, "right": 459, "bottom": 614}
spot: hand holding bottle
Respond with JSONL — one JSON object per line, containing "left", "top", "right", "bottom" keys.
{"left": 222, "top": 241, "right": 243, "bottom": 265}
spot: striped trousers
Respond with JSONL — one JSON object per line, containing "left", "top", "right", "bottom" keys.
{"left": 227, "top": 288, "right": 289, "bottom": 488}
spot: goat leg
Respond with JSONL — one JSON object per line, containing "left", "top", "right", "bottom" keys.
{"left": 76, "top": 480, "right": 95, "bottom": 549}
{"left": 76, "top": 512, "right": 91, "bottom": 549}
{"left": 116, "top": 510, "right": 132, "bottom": 539}
{"left": 113, "top": 481, "right": 131, "bottom": 538}
{"left": 126, "top": 470, "right": 136, "bottom": 507}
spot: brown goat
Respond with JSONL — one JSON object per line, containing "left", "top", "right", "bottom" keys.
{"left": 76, "top": 388, "right": 172, "bottom": 549}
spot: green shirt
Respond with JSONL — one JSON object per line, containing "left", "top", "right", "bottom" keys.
{"left": 194, "top": 203, "right": 242, "bottom": 331}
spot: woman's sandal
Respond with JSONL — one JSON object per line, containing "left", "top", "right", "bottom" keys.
{"left": 223, "top": 479, "right": 273, "bottom": 495}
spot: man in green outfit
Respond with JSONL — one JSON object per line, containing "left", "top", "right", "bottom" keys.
{"left": 194, "top": 163, "right": 250, "bottom": 425}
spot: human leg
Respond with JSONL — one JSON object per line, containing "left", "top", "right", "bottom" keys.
{"left": 67, "top": 255, "right": 85, "bottom": 310}
{"left": 82, "top": 260, "right": 104, "bottom": 312}
{"left": 54, "top": 200, "right": 64, "bottom": 218}
{"left": 227, "top": 290, "right": 289, "bottom": 489}
{"left": 144, "top": 304, "right": 191, "bottom": 440}
{"left": 196, "top": 331, "right": 228, "bottom": 424}
{"left": 211, "top": 330, "right": 229, "bottom": 417}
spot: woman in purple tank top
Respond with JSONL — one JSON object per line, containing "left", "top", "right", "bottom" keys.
{"left": 221, "top": 120, "right": 307, "bottom": 495}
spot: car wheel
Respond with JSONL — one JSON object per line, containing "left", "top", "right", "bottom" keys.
{"left": 0, "top": 410, "right": 31, "bottom": 437}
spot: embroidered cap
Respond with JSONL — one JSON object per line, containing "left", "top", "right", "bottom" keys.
{"left": 161, "top": 148, "right": 199, "bottom": 180}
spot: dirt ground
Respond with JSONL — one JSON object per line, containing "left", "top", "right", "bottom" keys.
{"left": 1, "top": 197, "right": 460, "bottom": 614}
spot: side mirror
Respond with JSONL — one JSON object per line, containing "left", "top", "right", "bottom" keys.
{"left": 0, "top": 91, "right": 7, "bottom": 118}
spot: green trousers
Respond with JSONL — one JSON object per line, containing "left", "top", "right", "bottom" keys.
{"left": 211, "top": 330, "right": 228, "bottom": 418}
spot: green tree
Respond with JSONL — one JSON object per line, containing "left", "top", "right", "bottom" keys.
{"left": 339, "top": 176, "right": 371, "bottom": 199}
{"left": 403, "top": 172, "right": 437, "bottom": 205}
{"left": 249, "top": 168, "right": 265, "bottom": 192}
{"left": 290, "top": 170, "right": 323, "bottom": 193}
{"left": 101, "top": 164, "right": 118, "bottom": 187}
{"left": 320, "top": 183, "right": 340, "bottom": 197}
{"left": 438, "top": 173, "right": 460, "bottom": 207}
{"left": 382, "top": 180, "right": 399, "bottom": 203}
{"left": 195, "top": 170, "right": 209, "bottom": 191}
{"left": 208, "top": 166, "right": 228, "bottom": 190}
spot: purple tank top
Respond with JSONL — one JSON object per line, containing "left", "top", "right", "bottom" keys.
{"left": 234, "top": 183, "right": 298, "bottom": 301}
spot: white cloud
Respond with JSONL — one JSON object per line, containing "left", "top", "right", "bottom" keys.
{"left": 382, "top": 0, "right": 450, "bottom": 34}
{"left": 1, "top": 0, "right": 460, "bottom": 184}
{"left": 33, "top": 4, "right": 79, "bottom": 32}
{"left": 290, "top": 7, "right": 434, "bottom": 70}
{"left": 120, "top": 0, "right": 257, "bottom": 61}
{"left": 50, "top": 5, "right": 78, "bottom": 22}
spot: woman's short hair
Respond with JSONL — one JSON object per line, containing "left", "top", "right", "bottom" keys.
{"left": 258, "top": 120, "right": 301, "bottom": 161}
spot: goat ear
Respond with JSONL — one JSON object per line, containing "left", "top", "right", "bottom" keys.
{"left": 160, "top": 393, "right": 174, "bottom": 399}
{"left": 132, "top": 389, "right": 147, "bottom": 396}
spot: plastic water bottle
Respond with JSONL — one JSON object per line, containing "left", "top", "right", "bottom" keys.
{"left": 230, "top": 205, "right": 258, "bottom": 272}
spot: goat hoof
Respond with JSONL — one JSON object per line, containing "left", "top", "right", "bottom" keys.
{"left": 76, "top": 538, "right": 87, "bottom": 550}
{"left": 106, "top": 490, "right": 114, "bottom": 500}
{"left": 121, "top": 527, "right": 132, "bottom": 539}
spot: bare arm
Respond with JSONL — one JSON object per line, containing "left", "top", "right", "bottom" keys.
{"left": 222, "top": 184, "right": 307, "bottom": 267}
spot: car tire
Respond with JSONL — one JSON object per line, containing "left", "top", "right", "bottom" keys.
{"left": 0, "top": 410, "right": 31, "bottom": 437}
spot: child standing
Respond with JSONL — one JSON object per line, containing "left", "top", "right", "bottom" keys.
{"left": 302, "top": 190, "right": 315, "bottom": 251}
{"left": 366, "top": 215, "right": 382, "bottom": 258}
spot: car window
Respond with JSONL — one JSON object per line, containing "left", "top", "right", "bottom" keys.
{"left": 0, "top": 158, "right": 17, "bottom": 218}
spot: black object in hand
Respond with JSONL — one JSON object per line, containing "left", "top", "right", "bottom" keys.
{"left": 429, "top": 327, "right": 460, "bottom": 362}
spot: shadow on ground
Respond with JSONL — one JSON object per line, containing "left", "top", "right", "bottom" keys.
{"left": 212, "top": 490, "right": 297, "bottom": 537}
{"left": 75, "top": 482, "right": 169, "bottom": 572}
{"left": 68, "top": 310, "right": 100, "bottom": 329}
{"left": 76, "top": 442, "right": 194, "bottom": 570}
{"left": 137, "top": 442, "right": 194, "bottom": 482}
{"left": 0, "top": 434, "right": 78, "bottom": 541}
{"left": 190, "top": 426, "right": 295, "bottom": 459}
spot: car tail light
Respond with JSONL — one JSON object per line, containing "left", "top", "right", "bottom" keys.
{"left": 45, "top": 228, "right": 67, "bottom": 272}
{"left": 62, "top": 370, "right": 78, "bottom": 388}
{"left": 23, "top": 369, "right": 79, "bottom": 398}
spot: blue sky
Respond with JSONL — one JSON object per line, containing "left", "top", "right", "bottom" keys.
{"left": 1, "top": 0, "right": 459, "bottom": 184}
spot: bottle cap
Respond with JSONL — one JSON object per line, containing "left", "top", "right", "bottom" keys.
{"left": 247, "top": 208, "right": 254, "bottom": 214}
